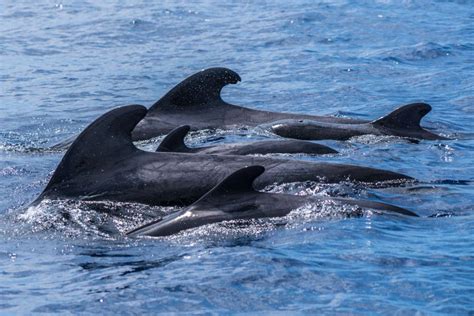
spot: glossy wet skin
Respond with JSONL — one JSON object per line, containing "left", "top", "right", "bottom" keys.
{"left": 270, "top": 119, "right": 446, "bottom": 141}
{"left": 128, "top": 166, "right": 417, "bottom": 237}
{"left": 39, "top": 148, "right": 412, "bottom": 206}
{"left": 156, "top": 125, "right": 338, "bottom": 155}
{"left": 131, "top": 68, "right": 366, "bottom": 141}
{"left": 270, "top": 119, "right": 373, "bottom": 140}
{"left": 269, "top": 103, "right": 447, "bottom": 141}
{"left": 36, "top": 105, "right": 413, "bottom": 207}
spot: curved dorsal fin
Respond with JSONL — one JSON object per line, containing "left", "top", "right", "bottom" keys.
{"left": 44, "top": 105, "right": 147, "bottom": 191}
{"left": 371, "top": 103, "right": 431, "bottom": 130}
{"left": 192, "top": 166, "right": 265, "bottom": 206}
{"left": 156, "top": 125, "right": 191, "bottom": 152}
{"left": 149, "top": 67, "right": 241, "bottom": 110}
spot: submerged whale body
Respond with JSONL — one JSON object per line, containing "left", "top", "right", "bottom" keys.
{"left": 127, "top": 166, "right": 418, "bottom": 237}
{"left": 34, "top": 105, "right": 412, "bottom": 207}
{"left": 269, "top": 103, "right": 448, "bottom": 141}
{"left": 131, "top": 67, "right": 367, "bottom": 141}
{"left": 156, "top": 125, "right": 338, "bottom": 155}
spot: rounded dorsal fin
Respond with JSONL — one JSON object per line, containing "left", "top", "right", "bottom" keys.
{"left": 156, "top": 125, "right": 191, "bottom": 152}
{"left": 149, "top": 67, "right": 241, "bottom": 110}
{"left": 371, "top": 103, "right": 432, "bottom": 130}
{"left": 192, "top": 166, "right": 265, "bottom": 206}
{"left": 44, "top": 105, "right": 147, "bottom": 191}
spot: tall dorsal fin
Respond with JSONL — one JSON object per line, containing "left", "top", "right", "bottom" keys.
{"left": 44, "top": 105, "right": 147, "bottom": 191}
{"left": 192, "top": 166, "right": 265, "bottom": 206}
{"left": 156, "top": 125, "right": 191, "bottom": 152}
{"left": 371, "top": 103, "right": 431, "bottom": 130}
{"left": 149, "top": 67, "right": 241, "bottom": 110}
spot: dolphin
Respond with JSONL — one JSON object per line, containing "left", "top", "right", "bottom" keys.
{"left": 34, "top": 105, "right": 413, "bottom": 207}
{"left": 268, "top": 103, "right": 448, "bottom": 141}
{"left": 131, "top": 67, "right": 367, "bottom": 141}
{"left": 127, "top": 166, "right": 418, "bottom": 237}
{"left": 156, "top": 125, "right": 338, "bottom": 155}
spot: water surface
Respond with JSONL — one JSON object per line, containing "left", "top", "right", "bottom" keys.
{"left": 1, "top": 0, "right": 473, "bottom": 314}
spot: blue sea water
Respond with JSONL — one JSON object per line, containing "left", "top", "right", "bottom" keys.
{"left": 1, "top": 0, "right": 474, "bottom": 314}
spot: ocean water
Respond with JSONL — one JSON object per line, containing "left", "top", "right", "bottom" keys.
{"left": 1, "top": 0, "right": 474, "bottom": 314}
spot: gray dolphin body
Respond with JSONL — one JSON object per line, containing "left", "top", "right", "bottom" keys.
{"left": 156, "top": 125, "right": 338, "bottom": 155}
{"left": 269, "top": 103, "right": 448, "bottom": 141}
{"left": 131, "top": 67, "right": 367, "bottom": 141}
{"left": 127, "top": 166, "right": 418, "bottom": 237}
{"left": 35, "top": 105, "right": 412, "bottom": 207}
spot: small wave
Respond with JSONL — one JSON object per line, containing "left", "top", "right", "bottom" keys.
{"left": 372, "top": 42, "right": 455, "bottom": 63}
{"left": 0, "top": 129, "right": 78, "bottom": 154}
{"left": 0, "top": 166, "right": 28, "bottom": 176}
{"left": 428, "top": 212, "right": 455, "bottom": 218}
{"left": 0, "top": 142, "right": 63, "bottom": 154}
{"left": 249, "top": 151, "right": 338, "bottom": 161}
{"left": 14, "top": 199, "right": 174, "bottom": 239}
{"left": 285, "top": 201, "right": 363, "bottom": 223}
{"left": 348, "top": 134, "right": 419, "bottom": 145}
{"left": 186, "top": 126, "right": 276, "bottom": 144}
{"left": 431, "top": 179, "right": 473, "bottom": 185}
{"left": 263, "top": 180, "right": 366, "bottom": 198}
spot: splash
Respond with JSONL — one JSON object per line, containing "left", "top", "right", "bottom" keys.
{"left": 14, "top": 199, "right": 176, "bottom": 239}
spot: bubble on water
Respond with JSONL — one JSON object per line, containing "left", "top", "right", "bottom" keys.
{"left": 433, "top": 143, "right": 455, "bottom": 162}
{"left": 263, "top": 180, "right": 365, "bottom": 198}
{"left": 348, "top": 134, "right": 412, "bottom": 145}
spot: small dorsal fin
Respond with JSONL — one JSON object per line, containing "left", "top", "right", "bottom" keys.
{"left": 149, "top": 67, "right": 241, "bottom": 110}
{"left": 192, "top": 166, "right": 265, "bottom": 206}
{"left": 156, "top": 125, "right": 191, "bottom": 152}
{"left": 44, "top": 105, "right": 147, "bottom": 191}
{"left": 371, "top": 103, "right": 431, "bottom": 130}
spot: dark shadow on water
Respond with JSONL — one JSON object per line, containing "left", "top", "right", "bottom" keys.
{"left": 76, "top": 248, "right": 188, "bottom": 276}
{"left": 432, "top": 179, "right": 473, "bottom": 185}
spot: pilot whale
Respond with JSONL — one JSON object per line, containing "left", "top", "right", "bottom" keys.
{"left": 269, "top": 103, "right": 448, "bottom": 141}
{"left": 34, "top": 105, "right": 412, "bottom": 207}
{"left": 127, "top": 166, "right": 418, "bottom": 237}
{"left": 51, "top": 67, "right": 444, "bottom": 150}
{"left": 156, "top": 125, "right": 338, "bottom": 155}
{"left": 131, "top": 67, "right": 368, "bottom": 141}
{"left": 131, "top": 67, "right": 444, "bottom": 141}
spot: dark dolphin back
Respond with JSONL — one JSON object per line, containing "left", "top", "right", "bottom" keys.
{"left": 156, "top": 125, "right": 192, "bottom": 153}
{"left": 371, "top": 103, "right": 447, "bottom": 140}
{"left": 126, "top": 166, "right": 266, "bottom": 237}
{"left": 149, "top": 67, "right": 241, "bottom": 111}
{"left": 192, "top": 165, "right": 265, "bottom": 206}
{"left": 372, "top": 103, "right": 431, "bottom": 130}
{"left": 42, "top": 105, "right": 147, "bottom": 193}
